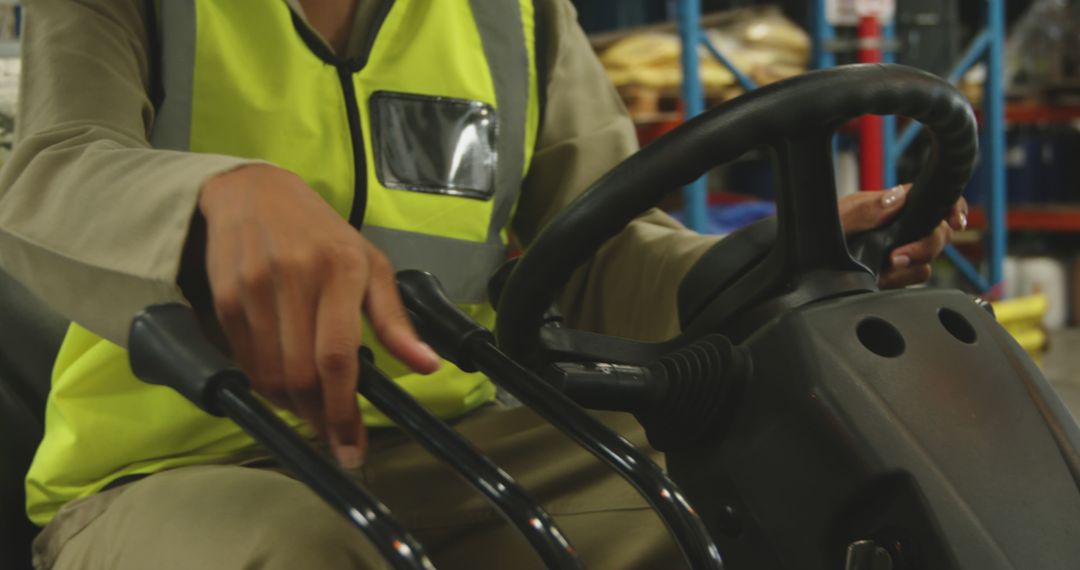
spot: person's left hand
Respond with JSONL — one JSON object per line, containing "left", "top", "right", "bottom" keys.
{"left": 838, "top": 185, "right": 968, "bottom": 289}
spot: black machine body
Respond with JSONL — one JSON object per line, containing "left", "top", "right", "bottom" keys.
{"left": 668, "top": 286, "right": 1080, "bottom": 569}
{"left": 492, "top": 63, "right": 1080, "bottom": 569}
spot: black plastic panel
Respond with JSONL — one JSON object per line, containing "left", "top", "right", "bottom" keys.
{"left": 669, "top": 288, "right": 1080, "bottom": 570}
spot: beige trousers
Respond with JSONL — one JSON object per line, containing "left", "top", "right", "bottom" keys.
{"left": 32, "top": 405, "right": 683, "bottom": 569}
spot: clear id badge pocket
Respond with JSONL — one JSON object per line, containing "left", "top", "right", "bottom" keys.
{"left": 370, "top": 91, "right": 498, "bottom": 200}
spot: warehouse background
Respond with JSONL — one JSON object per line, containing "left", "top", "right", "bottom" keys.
{"left": 569, "top": 0, "right": 1080, "bottom": 415}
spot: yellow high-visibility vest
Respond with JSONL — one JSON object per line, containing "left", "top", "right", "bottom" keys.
{"left": 27, "top": 0, "right": 540, "bottom": 525}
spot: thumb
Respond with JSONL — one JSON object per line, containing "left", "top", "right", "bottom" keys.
{"left": 839, "top": 184, "right": 910, "bottom": 235}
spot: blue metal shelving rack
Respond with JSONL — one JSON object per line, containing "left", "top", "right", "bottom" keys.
{"left": 676, "top": 0, "right": 709, "bottom": 234}
{"left": 676, "top": 0, "right": 1007, "bottom": 295}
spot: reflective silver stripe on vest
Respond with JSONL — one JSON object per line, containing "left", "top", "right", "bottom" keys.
{"left": 369, "top": 0, "right": 532, "bottom": 304}
{"left": 148, "top": 0, "right": 196, "bottom": 150}
{"left": 362, "top": 226, "right": 507, "bottom": 304}
{"left": 469, "top": 0, "right": 530, "bottom": 245}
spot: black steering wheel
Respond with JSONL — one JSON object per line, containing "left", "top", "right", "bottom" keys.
{"left": 496, "top": 64, "right": 978, "bottom": 363}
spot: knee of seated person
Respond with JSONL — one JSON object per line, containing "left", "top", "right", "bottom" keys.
{"left": 150, "top": 466, "right": 389, "bottom": 569}
{"left": 246, "top": 486, "right": 389, "bottom": 569}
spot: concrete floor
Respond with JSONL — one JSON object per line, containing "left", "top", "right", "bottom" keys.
{"left": 1041, "top": 328, "right": 1080, "bottom": 419}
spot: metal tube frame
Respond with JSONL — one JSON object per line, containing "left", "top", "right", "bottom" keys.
{"left": 213, "top": 386, "right": 435, "bottom": 570}
{"left": 465, "top": 338, "right": 725, "bottom": 570}
{"left": 356, "top": 354, "right": 583, "bottom": 569}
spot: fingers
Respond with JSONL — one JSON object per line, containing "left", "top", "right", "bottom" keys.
{"left": 840, "top": 186, "right": 969, "bottom": 237}
{"left": 889, "top": 220, "right": 952, "bottom": 269}
{"left": 206, "top": 222, "right": 255, "bottom": 372}
{"left": 878, "top": 264, "right": 932, "bottom": 289}
{"left": 239, "top": 253, "right": 290, "bottom": 408}
{"left": 275, "top": 248, "right": 325, "bottom": 439}
{"left": 949, "top": 196, "right": 969, "bottom": 231}
{"left": 198, "top": 166, "right": 442, "bottom": 471}
{"left": 314, "top": 261, "right": 365, "bottom": 469}
{"left": 223, "top": 224, "right": 292, "bottom": 410}
{"left": 879, "top": 221, "right": 951, "bottom": 289}
{"left": 838, "top": 184, "right": 910, "bottom": 235}
{"left": 844, "top": 188, "right": 966, "bottom": 289}
{"left": 362, "top": 242, "right": 441, "bottom": 374}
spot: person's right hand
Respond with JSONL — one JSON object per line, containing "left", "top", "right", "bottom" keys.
{"left": 197, "top": 164, "right": 441, "bottom": 468}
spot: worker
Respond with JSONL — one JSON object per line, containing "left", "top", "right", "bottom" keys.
{"left": 0, "top": 0, "right": 966, "bottom": 568}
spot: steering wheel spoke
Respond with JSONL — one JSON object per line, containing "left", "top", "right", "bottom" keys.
{"left": 769, "top": 131, "right": 868, "bottom": 278}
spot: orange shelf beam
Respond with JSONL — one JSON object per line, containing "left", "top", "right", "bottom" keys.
{"left": 968, "top": 205, "right": 1080, "bottom": 232}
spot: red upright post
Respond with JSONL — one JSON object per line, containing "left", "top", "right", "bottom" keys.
{"left": 857, "top": 14, "right": 884, "bottom": 190}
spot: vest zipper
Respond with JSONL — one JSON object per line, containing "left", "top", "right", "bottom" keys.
{"left": 288, "top": 1, "right": 396, "bottom": 231}
{"left": 337, "top": 67, "right": 368, "bottom": 230}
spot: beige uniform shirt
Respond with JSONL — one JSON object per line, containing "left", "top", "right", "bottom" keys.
{"left": 0, "top": 0, "right": 718, "bottom": 347}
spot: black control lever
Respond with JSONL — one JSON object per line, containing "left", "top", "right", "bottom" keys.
{"left": 396, "top": 270, "right": 725, "bottom": 570}
{"left": 397, "top": 271, "right": 493, "bottom": 373}
{"left": 356, "top": 350, "right": 582, "bottom": 569}
{"left": 545, "top": 334, "right": 750, "bottom": 451}
{"left": 127, "top": 304, "right": 435, "bottom": 570}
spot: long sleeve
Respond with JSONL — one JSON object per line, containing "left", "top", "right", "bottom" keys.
{"left": 516, "top": 0, "right": 720, "bottom": 342}
{"left": 0, "top": 0, "right": 258, "bottom": 345}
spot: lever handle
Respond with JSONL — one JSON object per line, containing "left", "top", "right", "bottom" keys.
{"left": 396, "top": 270, "right": 494, "bottom": 372}
{"left": 127, "top": 304, "right": 436, "bottom": 570}
{"left": 398, "top": 272, "right": 723, "bottom": 568}
{"left": 357, "top": 349, "right": 582, "bottom": 569}
{"left": 128, "top": 304, "right": 246, "bottom": 416}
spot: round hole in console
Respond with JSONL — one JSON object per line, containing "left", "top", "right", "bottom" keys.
{"left": 938, "top": 308, "right": 976, "bottom": 344}
{"left": 856, "top": 317, "right": 905, "bottom": 358}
